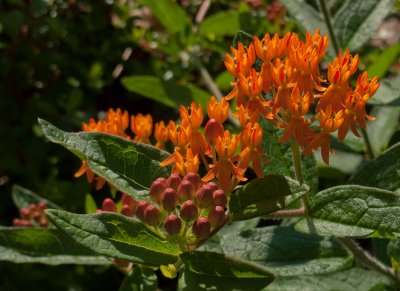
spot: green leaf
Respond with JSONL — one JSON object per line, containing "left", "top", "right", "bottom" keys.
{"left": 333, "top": 0, "right": 392, "bottom": 51}
{"left": 368, "top": 75, "right": 400, "bottom": 106}
{"left": 348, "top": 142, "right": 400, "bottom": 191}
{"left": 316, "top": 149, "right": 364, "bottom": 175}
{"left": 180, "top": 251, "right": 275, "bottom": 290}
{"left": 198, "top": 11, "right": 241, "bottom": 37}
{"left": 267, "top": 268, "right": 391, "bottom": 291}
{"left": 201, "top": 226, "right": 352, "bottom": 277}
{"left": 260, "top": 119, "right": 318, "bottom": 194}
{"left": 367, "top": 44, "right": 400, "bottom": 78}
{"left": 39, "top": 119, "right": 170, "bottom": 200}
{"left": 119, "top": 267, "right": 157, "bottom": 291}
{"left": 12, "top": 185, "right": 62, "bottom": 210}
{"left": 85, "top": 193, "right": 98, "bottom": 214}
{"left": 295, "top": 185, "right": 400, "bottom": 238}
{"left": 229, "top": 175, "right": 309, "bottom": 221}
{"left": 137, "top": 0, "right": 191, "bottom": 34}
{"left": 46, "top": 210, "right": 180, "bottom": 266}
{"left": 121, "top": 76, "right": 208, "bottom": 110}
{"left": 0, "top": 227, "right": 110, "bottom": 265}
{"left": 279, "top": 0, "right": 328, "bottom": 35}
{"left": 367, "top": 106, "right": 400, "bottom": 154}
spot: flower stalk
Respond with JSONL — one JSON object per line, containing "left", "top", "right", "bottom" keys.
{"left": 291, "top": 137, "right": 310, "bottom": 214}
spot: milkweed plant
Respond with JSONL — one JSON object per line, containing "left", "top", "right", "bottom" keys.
{"left": 3, "top": 0, "right": 400, "bottom": 290}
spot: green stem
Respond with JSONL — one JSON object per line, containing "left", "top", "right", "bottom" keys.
{"left": 360, "top": 127, "right": 376, "bottom": 160}
{"left": 265, "top": 208, "right": 305, "bottom": 218}
{"left": 318, "top": 0, "right": 340, "bottom": 55}
{"left": 291, "top": 137, "right": 310, "bottom": 214}
{"left": 339, "top": 237, "right": 400, "bottom": 288}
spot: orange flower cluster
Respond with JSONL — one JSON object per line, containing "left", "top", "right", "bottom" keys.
{"left": 225, "top": 30, "right": 379, "bottom": 163}
{"left": 75, "top": 108, "right": 169, "bottom": 189}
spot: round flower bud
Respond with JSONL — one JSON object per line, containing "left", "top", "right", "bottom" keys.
{"left": 144, "top": 205, "right": 161, "bottom": 226}
{"left": 20, "top": 208, "right": 30, "bottom": 219}
{"left": 183, "top": 172, "right": 203, "bottom": 190}
{"left": 213, "top": 189, "right": 227, "bottom": 207}
{"left": 163, "top": 215, "right": 182, "bottom": 235}
{"left": 33, "top": 212, "right": 41, "bottom": 223}
{"left": 120, "top": 204, "right": 134, "bottom": 217}
{"left": 208, "top": 206, "right": 226, "bottom": 228}
{"left": 166, "top": 174, "right": 182, "bottom": 192}
{"left": 149, "top": 178, "right": 167, "bottom": 203}
{"left": 102, "top": 198, "right": 117, "bottom": 213}
{"left": 195, "top": 185, "right": 213, "bottom": 208}
{"left": 96, "top": 209, "right": 103, "bottom": 213}
{"left": 19, "top": 220, "right": 32, "bottom": 227}
{"left": 180, "top": 200, "right": 198, "bottom": 221}
{"left": 40, "top": 218, "right": 48, "bottom": 227}
{"left": 204, "top": 119, "right": 223, "bottom": 145}
{"left": 38, "top": 201, "right": 47, "bottom": 210}
{"left": 178, "top": 180, "right": 195, "bottom": 201}
{"left": 160, "top": 188, "right": 178, "bottom": 212}
{"left": 206, "top": 181, "right": 218, "bottom": 192}
{"left": 12, "top": 218, "right": 21, "bottom": 226}
{"left": 135, "top": 201, "right": 150, "bottom": 221}
{"left": 121, "top": 194, "right": 136, "bottom": 208}
{"left": 192, "top": 217, "right": 211, "bottom": 239}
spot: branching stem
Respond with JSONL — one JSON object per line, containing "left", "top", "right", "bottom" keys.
{"left": 291, "top": 137, "right": 310, "bottom": 214}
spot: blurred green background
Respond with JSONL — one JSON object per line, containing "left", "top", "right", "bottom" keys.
{"left": 0, "top": 0, "right": 399, "bottom": 289}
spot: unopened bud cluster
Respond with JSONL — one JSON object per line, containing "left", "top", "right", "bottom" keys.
{"left": 97, "top": 193, "right": 137, "bottom": 217}
{"left": 137, "top": 173, "right": 227, "bottom": 243}
{"left": 13, "top": 201, "right": 48, "bottom": 227}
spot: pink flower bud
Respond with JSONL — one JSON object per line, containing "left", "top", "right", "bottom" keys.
{"left": 195, "top": 185, "right": 213, "bottom": 208}
{"left": 166, "top": 174, "right": 182, "bottom": 191}
{"left": 120, "top": 205, "right": 134, "bottom": 217}
{"left": 183, "top": 173, "right": 203, "bottom": 190}
{"left": 19, "top": 220, "right": 32, "bottom": 227}
{"left": 33, "top": 212, "right": 41, "bottom": 223}
{"left": 213, "top": 189, "right": 227, "bottom": 207}
{"left": 12, "top": 218, "right": 21, "bottom": 226}
{"left": 192, "top": 217, "right": 211, "bottom": 239}
{"left": 40, "top": 218, "right": 48, "bottom": 227}
{"left": 206, "top": 181, "right": 218, "bottom": 192}
{"left": 38, "top": 201, "right": 47, "bottom": 210}
{"left": 180, "top": 200, "right": 198, "bottom": 221}
{"left": 144, "top": 205, "right": 161, "bottom": 226}
{"left": 28, "top": 204, "right": 36, "bottom": 212}
{"left": 121, "top": 194, "right": 136, "bottom": 208}
{"left": 160, "top": 188, "right": 178, "bottom": 212}
{"left": 208, "top": 206, "right": 226, "bottom": 228}
{"left": 163, "top": 215, "right": 182, "bottom": 235}
{"left": 102, "top": 198, "right": 117, "bottom": 212}
{"left": 149, "top": 178, "right": 167, "bottom": 203}
{"left": 96, "top": 209, "right": 103, "bottom": 213}
{"left": 177, "top": 180, "right": 195, "bottom": 201}
{"left": 114, "top": 258, "right": 130, "bottom": 268}
{"left": 204, "top": 119, "right": 223, "bottom": 145}
{"left": 20, "top": 208, "right": 30, "bottom": 219}
{"left": 136, "top": 201, "right": 150, "bottom": 221}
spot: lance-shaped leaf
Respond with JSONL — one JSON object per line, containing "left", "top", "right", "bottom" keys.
{"left": 46, "top": 210, "right": 180, "bottom": 266}
{"left": 0, "top": 227, "right": 110, "bottom": 265}
{"left": 200, "top": 226, "right": 353, "bottom": 277}
{"left": 260, "top": 119, "right": 318, "bottom": 195}
{"left": 333, "top": 0, "right": 392, "bottom": 51}
{"left": 180, "top": 251, "right": 275, "bottom": 290}
{"left": 268, "top": 268, "right": 391, "bottom": 291}
{"left": 119, "top": 267, "right": 157, "bottom": 291}
{"left": 368, "top": 75, "right": 400, "bottom": 106}
{"left": 296, "top": 185, "right": 400, "bottom": 238}
{"left": 39, "top": 119, "right": 170, "bottom": 200}
{"left": 121, "top": 76, "right": 208, "bottom": 110}
{"left": 348, "top": 142, "right": 400, "bottom": 191}
{"left": 12, "top": 185, "right": 62, "bottom": 210}
{"left": 229, "top": 175, "right": 309, "bottom": 221}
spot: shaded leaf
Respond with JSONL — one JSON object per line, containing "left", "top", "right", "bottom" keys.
{"left": 119, "top": 267, "right": 157, "bottom": 291}
{"left": 333, "top": 0, "right": 392, "bottom": 51}
{"left": 39, "top": 119, "right": 170, "bottom": 200}
{"left": 229, "top": 175, "right": 309, "bottom": 221}
{"left": 369, "top": 75, "right": 400, "bottom": 106}
{"left": 121, "top": 76, "right": 208, "bottom": 110}
{"left": 0, "top": 227, "right": 109, "bottom": 265}
{"left": 46, "top": 210, "right": 180, "bottom": 266}
{"left": 201, "top": 226, "right": 352, "bottom": 277}
{"left": 260, "top": 119, "right": 318, "bottom": 194}
{"left": 12, "top": 185, "right": 62, "bottom": 210}
{"left": 348, "top": 142, "right": 400, "bottom": 191}
{"left": 267, "top": 267, "right": 391, "bottom": 291}
{"left": 296, "top": 185, "right": 400, "bottom": 237}
{"left": 180, "top": 251, "right": 275, "bottom": 290}
{"left": 85, "top": 193, "right": 98, "bottom": 214}
{"left": 198, "top": 11, "right": 241, "bottom": 37}
{"left": 367, "top": 43, "right": 400, "bottom": 78}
